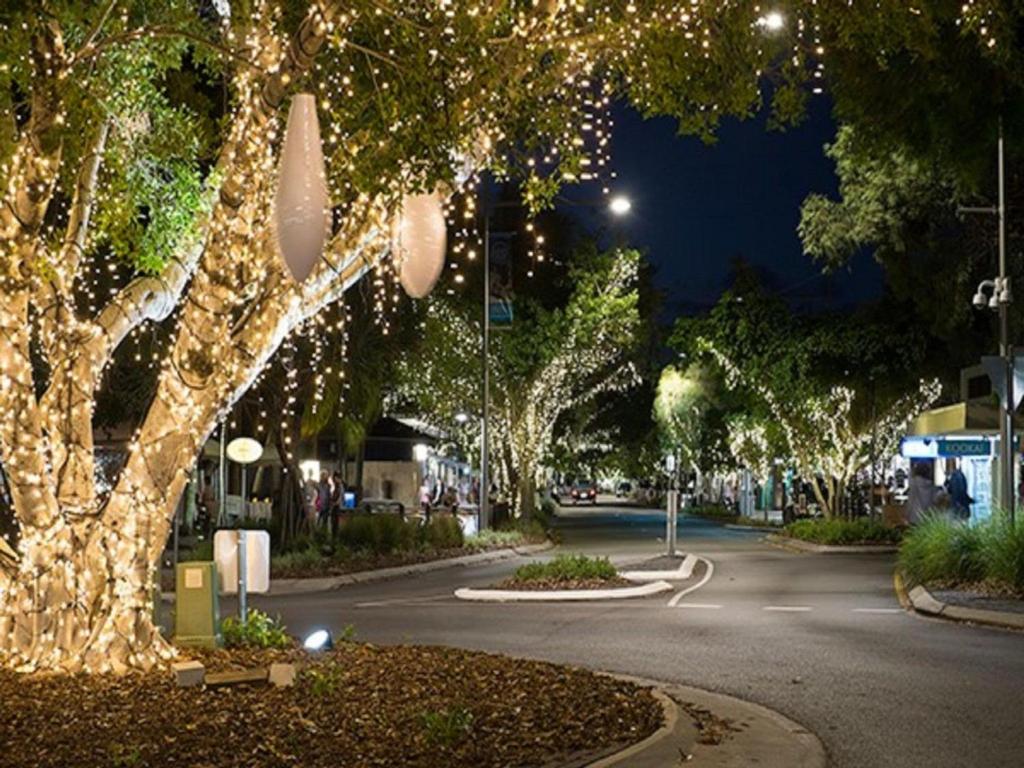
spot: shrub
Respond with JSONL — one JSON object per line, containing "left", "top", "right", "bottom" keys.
{"left": 421, "top": 706, "right": 474, "bottom": 747}
{"left": 901, "top": 514, "right": 1024, "bottom": 592}
{"left": 981, "top": 516, "right": 1024, "bottom": 589}
{"left": 465, "top": 529, "right": 526, "bottom": 551}
{"left": 337, "top": 513, "right": 417, "bottom": 554}
{"left": 221, "top": 609, "right": 291, "bottom": 649}
{"left": 182, "top": 539, "right": 213, "bottom": 562}
{"left": 422, "top": 516, "right": 464, "bottom": 550}
{"left": 690, "top": 504, "right": 736, "bottom": 520}
{"left": 511, "top": 554, "right": 617, "bottom": 583}
{"left": 785, "top": 517, "right": 902, "bottom": 545}
{"left": 271, "top": 545, "right": 324, "bottom": 575}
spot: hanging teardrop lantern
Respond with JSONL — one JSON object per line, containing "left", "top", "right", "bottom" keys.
{"left": 393, "top": 191, "right": 447, "bottom": 299}
{"left": 275, "top": 93, "right": 330, "bottom": 283}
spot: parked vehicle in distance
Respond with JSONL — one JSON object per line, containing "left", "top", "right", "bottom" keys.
{"left": 615, "top": 481, "right": 633, "bottom": 498}
{"left": 570, "top": 482, "right": 598, "bottom": 505}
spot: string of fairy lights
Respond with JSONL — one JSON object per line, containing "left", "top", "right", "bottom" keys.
{"left": 0, "top": 2, "right": 1008, "bottom": 672}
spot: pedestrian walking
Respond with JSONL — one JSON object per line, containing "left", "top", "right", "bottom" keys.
{"left": 905, "top": 462, "right": 947, "bottom": 525}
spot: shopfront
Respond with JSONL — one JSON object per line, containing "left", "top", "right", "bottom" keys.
{"left": 905, "top": 401, "right": 1024, "bottom": 524}
{"left": 899, "top": 435, "right": 995, "bottom": 523}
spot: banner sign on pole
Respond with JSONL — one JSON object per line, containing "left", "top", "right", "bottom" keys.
{"left": 488, "top": 232, "right": 514, "bottom": 327}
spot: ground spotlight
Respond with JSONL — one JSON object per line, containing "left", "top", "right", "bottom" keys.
{"left": 303, "top": 629, "right": 334, "bottom": 651}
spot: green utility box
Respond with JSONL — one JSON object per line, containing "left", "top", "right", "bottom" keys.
{"left": 174, "top": 561, "right": 221, "bottom": 648}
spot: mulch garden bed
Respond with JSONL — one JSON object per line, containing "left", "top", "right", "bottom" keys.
{"left": 494, "top": 576, "right": 633, "bottom": 591}
{"left": 0, "top": 643, "right": 661, "bottom": 768}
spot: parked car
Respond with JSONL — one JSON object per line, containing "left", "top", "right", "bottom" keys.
{"left": 570, "top": 482, "right": 598, "bottom": 505}
{"left": 615, "top": 481, "right": 633, "bottom": 498}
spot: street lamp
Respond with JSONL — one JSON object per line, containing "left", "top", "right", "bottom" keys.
{"left": 609, "top": 195, "right": 632, "bottom": 216}
{"left": 756, "top": 11, "right": 785, "bottom": 31}
{"left": 963, "top": 121, "right": 1013, "bottom": 522}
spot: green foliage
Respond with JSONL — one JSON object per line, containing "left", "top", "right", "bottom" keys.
{"left": 511, "top": 554, "right": 617, "bottom": 584}
{"left": 785, "top": 518, "right": 903, "bottom": 546}
{"left": 182, "top": 539, "right": 213, "bottom": 562}
{"left": 421, "top": 707, "right": 474, "bottom": 748}
{"left": 304, "top": 661, "right": 346, "bottom": 698}
{"left": 464, "top": 529, "right": 527, "bottom": 551}
{"left": 337, "top": 514, "right": 418, "bottom": 555}
{"left": 271, "top": 545, "right": 325, "bottom": 574}
{"left": 689, "top": 504, "right": 736, "bottom": 521}
{"left": 394, "top": 245, "right": 645, "bottom": 515}
{"left": 221, "top": 609, "right": 291, "bottom": 649}
{"left": 422, "top": 516, "right": 465, "bottom": 551}
{"left": 900, "top": 515, "right": 1024, "bottom": 591}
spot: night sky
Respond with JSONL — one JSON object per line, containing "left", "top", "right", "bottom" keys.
{"left": 566, "top": 97, "right": 885, "bottom": 317}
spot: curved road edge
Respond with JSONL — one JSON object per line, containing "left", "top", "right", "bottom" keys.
{"left": 590, "top": 673, "right": 827, "bottom": 768}
{"left": 894, "top": 571, "right": 1024, "bottom": 631}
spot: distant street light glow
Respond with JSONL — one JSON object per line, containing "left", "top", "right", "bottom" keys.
{"left": 609, "top": 195, "right": 632, "bottom": 216}
{"left": 757, "top": 11, "right": 784, "bottom": 31}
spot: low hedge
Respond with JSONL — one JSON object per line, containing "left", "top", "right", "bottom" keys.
{"left": 784, "top": 517, "right": 902, "bottom": 546}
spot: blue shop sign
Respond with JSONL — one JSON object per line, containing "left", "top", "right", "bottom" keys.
{"left": 937, "top": 439, "right": 992, "bottom": 457}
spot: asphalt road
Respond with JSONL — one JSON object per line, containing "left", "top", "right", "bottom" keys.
{"left": 246, "top": 501, "right": 1024, "bottom": 768}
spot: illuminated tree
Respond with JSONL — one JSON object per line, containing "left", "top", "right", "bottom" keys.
{"left": 394, "top": 248, "right": 642, "bottom": 518}
{"left": 653, "top": 364, "right": 715, "bottom": 474}
{"left": 0, "top": 1, "right": 1012, "bottom": 673}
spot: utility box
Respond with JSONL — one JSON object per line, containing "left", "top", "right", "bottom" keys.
{"left": 174, "top": 561, "right": 220, "bottom": 648}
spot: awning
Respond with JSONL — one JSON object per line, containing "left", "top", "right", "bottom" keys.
{"left": 908, "top": 402, "right": 1024, "bottom": 437}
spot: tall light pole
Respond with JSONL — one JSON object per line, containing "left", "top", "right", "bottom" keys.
{"left": 966, "top": 121, "right": 1014, "bottom": 522}
{"left": 478, "top": 192, "right": 632, "bottom": 528}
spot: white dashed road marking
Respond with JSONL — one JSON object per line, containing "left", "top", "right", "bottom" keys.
{"left": 763, "top": 605, "right": 813, "bottom": 612}
{"left": 852, "top": 607, "right": 903, "bottom": 614}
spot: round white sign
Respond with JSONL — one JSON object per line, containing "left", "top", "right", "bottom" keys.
{"left": 226, "top": 437, "right": 263, "bottom": 465}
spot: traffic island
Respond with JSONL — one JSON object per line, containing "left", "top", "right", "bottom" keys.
{"left": 0, "top": 644, "right": 663, "bottom": 768}
{"left": 455, "top": 553, "right": 674, "bottom": 602}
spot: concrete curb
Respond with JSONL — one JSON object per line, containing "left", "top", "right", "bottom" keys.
{"left": 579, "top": 688, "right": 693, "bottom": 768}
{"left": 895, "top": 572, "right": 1024, "bottom": 631}
{"left": 454, "top": 580, "right": 674, "bottom": 603}
{"left": 162, "top": 541, "right": 553, "bottom": 603}
{"left": 622, "top": 553, "right": 697, "bottom": 582}
{"left": 766, "top": 534, "right": 898, "bottom": 554}
{"left": 589, "top": 674, "right": 826, "bottom": 768}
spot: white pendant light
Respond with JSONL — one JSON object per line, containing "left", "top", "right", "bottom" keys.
{"left": 275, "top": 93, "right": 330, "bottom": 283}
{"left": 393, "top": 191, "right": 447, "bottom": 299}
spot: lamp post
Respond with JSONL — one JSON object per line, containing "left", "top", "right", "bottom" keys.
{"left": 965, "top": 122, "right": 1014, "bottom": 523}
{"left": 225, "top": 436, "right": 263, "bottom": 625}
{"left": 478, "top": 193, "right": 632, "bottom": 529}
